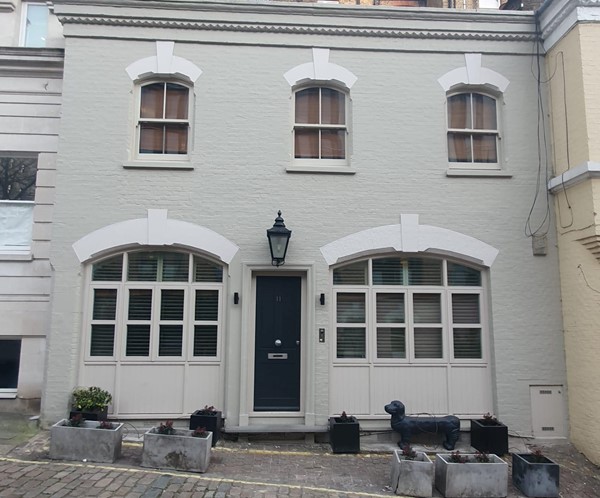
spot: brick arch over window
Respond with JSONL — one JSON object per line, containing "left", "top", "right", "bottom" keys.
{"left": 319, "top": 214, "right": 498, "bottom": 268}
{"left": 72, "top": 209, "right": 239, "bottom": 264}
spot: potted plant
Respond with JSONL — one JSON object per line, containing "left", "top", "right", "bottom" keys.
{"left": 434, "top": 450, "right": 508, "bottom": 497}
{"left": 69, "top": 386, "right": 112, "bottom": 421}
{"left": 512, "top": 448, "right": 559, "bottom": 497}
{"left": 189, "top": 405, "right": 222, "bottom": 447}
{"left": 470, "top": 413, "right": 508, "bottom": 456}
{"left": 50, "top": 414, "right": 124, "bottom": 463}
{"left": 142, "top": 420, "right": 213, "bottom": 473}
{"left": 390, "top": 445, "right": 434, "bottom": 497}
{"left": 328, "top": 411, "right": 360, "bottom": 454}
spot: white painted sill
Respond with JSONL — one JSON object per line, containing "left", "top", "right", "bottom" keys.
{"left": 0, "top": 251, "right": 32, "bottom": 261}
{"left": 446, "top": 168, "right": 512, "bottom": 178}
{"left": 123, "top": 160, "right": 194, "bottom": 170}
{"left": 286, "top": 165, "right": 356, "bottom": 175}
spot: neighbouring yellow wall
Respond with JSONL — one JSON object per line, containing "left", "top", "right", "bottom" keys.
{"left": 548, "top": 23, "right": 600, "bottom": 466}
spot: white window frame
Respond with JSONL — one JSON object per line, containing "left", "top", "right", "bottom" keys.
{"left": 332, "top": 257, "right": 488, "bottom": 366}
{"left": 19, "top": 2, "right": 48, "bottom": 48}
{"left": 84, "top": 251, "right": 224, "bottom": 365}
{"left": 446, "top": 90, "right": 502, "bottom": 171}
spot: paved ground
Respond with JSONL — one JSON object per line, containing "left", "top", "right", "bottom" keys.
{"left": 1, "top": 414, "right": 600, "bottom": 497}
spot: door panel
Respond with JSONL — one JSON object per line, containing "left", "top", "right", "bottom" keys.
{"left": 254, "top": 276, "right": 301, "bottom": 411}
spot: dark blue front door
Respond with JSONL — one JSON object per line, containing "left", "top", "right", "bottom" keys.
{"left": 253, "top": 276, "right": 301, "bottom": 411}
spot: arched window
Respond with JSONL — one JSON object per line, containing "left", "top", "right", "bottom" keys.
{"left": 87, "top": 250, "right": 223, "bottom": 361}
{"left": 332, "top": 256, "right": 485, "bottom": 364}
{"left": 294, "top": 87, "right": 347, "bottom": 160}
{"left": 447, "top": 92, "right": 498, "bottom": 164}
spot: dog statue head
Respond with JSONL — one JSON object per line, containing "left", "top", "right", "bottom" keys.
{"left": 384, "top": 400, "right": 406, "bottom": 420}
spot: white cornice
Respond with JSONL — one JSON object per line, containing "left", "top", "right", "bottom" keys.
{"left": 548, "top": 161, "right": 600, "bottom": 193}
{"left": 539, "top": 0, "right": 600, "bottom": 51}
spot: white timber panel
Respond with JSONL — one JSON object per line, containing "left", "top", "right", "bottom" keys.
{"left": 183, "top": 365, "right": 221, "bottom": 414}
{"left": 370, "top": 366, "right": 449, "bottom": 415}
{"left": 118, "top": 365, "right": 185, "bottom": 415}
{"left": 79, "top": 364, "right": 116, "bottom": 415}
{"left": 448, "top": 366, "right": 492, "bottom": 415}
{"left": 330, "top": 366, "right": 370, "bottom": 415}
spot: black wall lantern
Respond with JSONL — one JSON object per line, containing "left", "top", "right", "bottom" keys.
{"left": 266, "top": 210, "right": 292, "bottom": 267}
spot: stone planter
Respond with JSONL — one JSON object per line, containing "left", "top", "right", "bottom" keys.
{"left": 390, "top": 449, "right": 434, "bottom": 497}
{"left": 189, "top": 410, "right": 222, "bottom": 447}
{"left": 470, "top": 418, "right": 508, "bottom": 456}
{"left": 142, "top": 428, "right": 213, "bottom": 473}
{"left": 434, "top": 453, "right": 508, "bottom": 498}
{"left": 328, "top": 415, "right": 360, "bottom": 453}
{"left": 512, "top": 453, "right": 559, "bottom": 497}
{"left": 50, "top": 419, "right": 123, "bottom": 463}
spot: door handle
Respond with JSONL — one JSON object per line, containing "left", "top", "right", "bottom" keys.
{"left": 274, "top": 339, "right": 282, "bottom": 347}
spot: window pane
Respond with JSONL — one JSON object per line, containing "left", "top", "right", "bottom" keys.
{"left": 333, "top": 261, "right": 367, "bottom": 285}
{"left": 140, "top": 83, "right": 164, "bottom": 119}
{"left": 409, "top": 259, "right": 442, "bottom": 285}
{"left": 128, "top": 252, "right": 158, "bottom": 281}
{"left": 93, "top": 289, "right": 117, "bottom": 320}
{"left": 337, "top": 293, "right": 365, "bottom": 323}
{"left": 295, "top": 88, "right": 319, "bottom": 124}
{"left": 321, "top": 130, "right": 345, "bottom": 159}
{"left": 414, "top": 327, "right": 443, "bottom": 358}
{"left": 165, "top": 83, "right": 189, "bottom": 119}
{"left": 159, "top": 325, "right": 183, "bottom": 356}
{"left": 453, "top": 328, "right": 482, "bottom": 359}
{"left": 294, "top": 129, "right": 319, "bottom": 158}
{"left": 473, "top": 134, "right": 497, "bottom": 163}
{"left": 336, "top": 327, "right": 366, "bottom": 358}
{"left": 160, "top": 289, "right": 184, "bottom": 320}
{"left": 448, "top": 133, "right": 472, "bottom": 162}
{"left": 452, "top": 294, "right": 480, "bottom": 323}
{"left": 195, "top": 290, "right": 219, "bottom": 321}
{"left": 0, "top": 157, "right": 37, "bottom": 201}
{"left": 448, "top": 94, "right": 471, "bottom": 129}
{"left": 90, "top": 325, "right": 115, "bottom": 356}
{"left": 376, "top": 293, "right": 405, "bottom": 323}
{"left": 194, "top": 257, "right": 223, "bottom": 282}
{"left": 377, "top": 327, "right": 406, "bottom": 358}
{"left": 473, "top": 94, "right": 497, "bottom": 130}
{"left": 448, "top": 262, "right": 481, "bottom": 286}
{"left": 321, "top": 88, "right": 345, "bottom": 125}
{"left": 194, "top": 325, "right": 217, "bottom": 356}
{"left": 126, "top": 325, "right": 150, "bottom": 356}
{"left": 162, "top": 252, "right": 189, "bottom": 282}
{"left": 373, "top": 258, "right": 403, "bottom": 285}
{"left": 140, "top": 124, "right": 164, "bottom": 154}
{"left": 92, "top": 255, "right": 123, "bottom": 281}
{"left": 24, "top": 4, "right": 48, "bottom": 48}
{"left": 128, "top": 289, "right": 152, "bottom": 320}
{"left": 413, "top": 293, "right": 441, "bottom": 323}
{"left": 0, "top": 340, "right": 21, "bottom": 388}
{"left": 164, "top": 124, "right": 188, "bottom": 154}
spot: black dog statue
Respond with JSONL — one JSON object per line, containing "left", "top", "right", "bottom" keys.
{"left": 385, "top": 400, "right": 460, "bottom": 450}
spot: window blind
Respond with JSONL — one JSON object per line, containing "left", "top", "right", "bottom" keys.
{"left": 408, "top": 259, "right": 442, "bottom": 285}
{"left": 452, "top": 294, "right": 480, "bottom": 323}
{"left": 413, "top": 294, "right": 441, "bottom": 323}
{"left": 126, "top": 325, "right": 150, "bottom": 356}
{"left": 373, "top": 258, "right": 403, "bottom": 285}
{"left": 333, "top": 261, "right": 367, "bottom": 285}
{"left": 337, "top": 293, "right": 365, "bottom": 323}
{"left": 377, "top": 327, "right": 406, "bottom": 358}
{"left": 336, "top": 327, "right": 366, "bottom": 358}
{"left": 90, "top": 325, "right": 115, "bottom": 356}
{"left": 414, "top": 328, "right": 443, "bottom": 358}
{"left": 128, "top": 289, "right": 152, "bottom": 320}
{"left": 93, "top": 289, "right": 117, "bottom": 320}
{"left": 159, "top": 325, "right": 183, "bottom": 356}
{"left": 195, "top": 290, "right": 218, "bottom": 321}
{"left": 453, "top": 328, "right": 482, "bottom": 359}
{"left": 376, "top": 293, "right": 405, "bottom": 323}
{"left": 194, "top": 325, "right": 218, "bottom": 356}
{"left": 92, "top": 255, "right": 123, "bottom": 281}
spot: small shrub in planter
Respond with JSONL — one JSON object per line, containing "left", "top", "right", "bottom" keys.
{"left": 390, "top": 446, "right": 434, "bottom": 497}
{"left": 50, "top": 417, "right": 124, "bottom": 463}
{"left": 70, "top": 386, "right": 112, "bottom": 421}
{"left": 512, "top": 449, "right": 559, "bottom": 497}
{"left": 142, "top": 420, "right": 213, "bottom": 473}
{"left": 190, "top": 405, "right": 222, "bottom": 447}
{"left": 434, "top": 450, "right": 508, "bottom": 497}
{"left": 329, "top": 411, "right": 360, "bottom": 454}
{"left": 470, "top": 413, "right": 508, "bottom": 456}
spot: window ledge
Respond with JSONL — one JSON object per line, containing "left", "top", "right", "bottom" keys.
{"left": 0, "top": 251, "right": 32, "bottom": 261}
{"left": 123, "top": 160, "right": 193, "bottom": 170}
{"left": 446, "top": 169, "right": 512, "bottom": 178}
{"left": 286, "top": 165, "right": 356, "bottom": 175}
{"left": 0, "top": 391, "right": 17, "bottom": 399}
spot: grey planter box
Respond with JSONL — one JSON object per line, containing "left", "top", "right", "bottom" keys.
{"left": 142, "top": 428, "right": 212, "bottom": 473}
{"left": 434, "top": 453, "right": 508, "bottom": 498}
{"left": 390, "top": 450, "right": 434, "bottom": 497}
{"left": 512, "top": 453, "right": 559, "bottom": 497}
{"left": 50, "top": 419, "right": 123, "bottom": 463}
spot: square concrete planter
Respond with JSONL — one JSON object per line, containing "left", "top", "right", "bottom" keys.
{"left": 470, "top": 418, "right": 508, "bottom": 456}
{"left": 390, "top": 449, "right": 434, "bottom": 497}
{"left": 512, "top": 453, "right": 559, "bottom": 497}
{"left": 434, "top": 453, "right": 508, "bottom": 497}
{"left": 50, "top": 419, "right": 123, "bottom": 463}
{"left": 142, "top": 427, "right": 213, "bottom": 473}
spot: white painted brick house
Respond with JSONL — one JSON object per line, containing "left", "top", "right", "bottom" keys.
{"left": 40, "top": 0, "right": 568, "bottom": 439}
